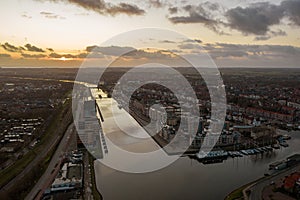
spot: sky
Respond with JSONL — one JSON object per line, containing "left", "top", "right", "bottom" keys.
{"left": 0, "top": 0, "right": 300, "bottom": 67}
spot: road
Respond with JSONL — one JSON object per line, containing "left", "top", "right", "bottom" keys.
{"left": 25, "top": 123, "right": 76, "bottom": 200}
{"left": 246, "top": 164, "right": 300, "bottom": 200}
{"left": 83, "top": 152, "right": 93, "bottom": 200}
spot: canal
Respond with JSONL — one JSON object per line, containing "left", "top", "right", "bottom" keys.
{"left": 93, "top": 89, "right": 300, "bottom": 200}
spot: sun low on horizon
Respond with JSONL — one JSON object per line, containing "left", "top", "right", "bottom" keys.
{"left": 0, "top": 0, "right": 300, "bottom": 68}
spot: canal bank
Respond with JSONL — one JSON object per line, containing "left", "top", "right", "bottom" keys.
{"left": 91, "top": 89, "right": 300, "bottom": 200}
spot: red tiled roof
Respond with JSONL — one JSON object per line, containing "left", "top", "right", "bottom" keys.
{"left": 284, "top": 172, "right": 300, "bottom": 190}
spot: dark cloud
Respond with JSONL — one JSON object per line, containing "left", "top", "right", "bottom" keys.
{"left": 202, "top": 2, "right": 221, "bottom": 11}
{"left": 107, "top": 3, "right": 145, "bottom": 16}
{"left": 148, "top": 0, "right": 165, "bottom": 8}
{"left": 169, "top": 13, "right": 220, "bottom": 32}
{"left": 226, "top": 2, "right": 284, "bottom": 35}
{"left": 169, "top": 14, "right": 214, "bottom": 24}
{"left": 123, "top": 49, "right": 173, "bottom": 60}
{"left": 25, "top": 44, "right": 45, "bottom": 52}
{"left": 168, "top": 2, "right": 227, "bottom": 35}
{"left": 208, "top": 43, "right": 300, "bottom": 67}
{"left": 0, "top": 53, "right": 11, "bottom": 58}
{"left": 49, "top": 46, "right": 171, "bottom": 61}
{"left": 49, "top": 53, "right": 63, "bottom": 58}
{"left": 47, "top": 48, "right": 54, "bottom": 52}
{"left": 86, "top": 45, "right": 136, "bottom": 56}
{"left": 210, "top": 43, "right": 300, "bottom": 58}
{"left": 21, "top": 53, "right": 46, "bottom": 58}
{"left": 160, "top": 40, "right": 176, "bottom": 44}
{"left": 168, "top": 7, "right": 178, "bottom": 14}
{"left": 167, "top": 0, "right": 299, "bottom": 37}
{"left": 254, "top": 29, "right": 287, "bottom": 41}
{"left": 48, "top": 52, "right": 104, "bottom": 59}
{"left": 77, "top": 52, "right": 104, "bottom": 58}
{"left": 226, "top": 0, "right": 300, "bottom": 35}
{"left": 169, "top": 3, "right": 217, "bottom": 24}
{"left": 39, "top": 0, "right": 145, "bottom": 16}
{"left": 1, "top": 42, "right": 22, "bottom": 52}
{"left": 254, "top": 36, "right": 271, "bottom": 41}
{"left": 281, "top": 0, "right": 300, "bottom": 26}
{"left": 49, "top": 53, "right": 75, "bottom": 58}
{"left": 176, "top": 42, "right": 300, "bottom": 63}
{"left": 270, "top": 29, "right": 287, "bottom": 37}
{"left": 40, "top": 11, "right": 66, "bottom": 19}
{"left": 182, "top": 39, "right": 203, "bottom": 43}
{"left": 194, "top": 39, "right": 202, "bottom": 43}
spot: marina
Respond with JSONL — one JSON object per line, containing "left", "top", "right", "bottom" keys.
{"left": 91, "top": 88, "right": 300, "bottom": 200}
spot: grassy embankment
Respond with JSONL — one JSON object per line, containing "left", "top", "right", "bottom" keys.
{"left": 224, "top": 177, "right": 264, "bottom": 200}
{"left": 88, "top": 152, "right": 103, "bottom": 200}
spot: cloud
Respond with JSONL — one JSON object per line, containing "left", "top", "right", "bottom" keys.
{"left": 195, "top": 42, "right": 300, "bottom": 67}
{"left": 47, "top": 48, "right": 54, "bottom": 52}
{"left": 208, "top": 43, "right": 300, "bottom": 58}
{"left": 86, "top": 45, "right": 136, "bottom": 56}
{"left": 195, "top": 39, "right": 202, "bottom": 43}
{"left": 107, "top": 3, "right": 145, "bottom": 16}
{"left": 226, "top": 0, "right": 300, "bottom": 35}
{"left": 40, "top": 11, "right": 66, "bottom": 19}
{"left": 270, "top": 29, "right": 287, "bottom": 37}
{"left": 1, "top": 42, "right": 22, "bottom": 52}
{"left": 123, "top": 49, "right": 170, "bottom": 58}
{"left": 254, "top": 29, "right": 287, "bottom": 41}
{"left": 201, "top": 1, "right": 221, "bottom": 11}
{"left": 48, "top": 52, "right": 104, "bottom": 59}
{"left": 77, "top": 52, "right": 104, "bottom": 58}
{"left": 21, "top": 53, "right": 46, "bottom": 58}
{"left": 85, "top": 45, "right": 177, "bottom": 61}
{"left": 281, "top": 0, "right": 300, "bottom": 26}
{"left": 25, "top": 44, "right": 45, "bottom": 52}
{"left": 49, "top": 52, "right": 75, "bottom": 58}
{"left": 160, "top": 40, "right": 176, "bottom": 44}
{"left": 254, "top": 35, "right": 271, "bottom": 41}
{"left": 168, "top": 2, "right": 227, "bottom": 35}
{"left": 21, "top": 13, "right": 32, "bottom": 19}
{"left": 39, "top": 0, "right": 145, "bottom": 16}
{"left": 0, "top": 53, "right": 11, "bottom": 58}
{"left": 181, "top": 39, "right": 202, "bottom": 44}
{"left": 176, "top": 41, "right": 300, "bottom": 64}
{"left": 167, "top": 0, "right": 299, "bottom": 37}
{"left": 169, "top": 3, "right": 217, "bottom": 24}
{"left": 148, "top": 0, "right": 165, "bottom": 8}
{"left": 226, "top": 2, "right": 284, "bottom": 35}
{"left": 168, "top": 7, "right": 178, "bottom": 14}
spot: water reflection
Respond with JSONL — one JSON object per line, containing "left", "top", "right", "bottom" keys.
{"left": 95, "top": 111, "right": 300, "bottom": 200}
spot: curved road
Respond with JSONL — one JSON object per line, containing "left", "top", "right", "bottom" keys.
{"left": 246, "top": 164, "right": 300, "bottom": 200}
